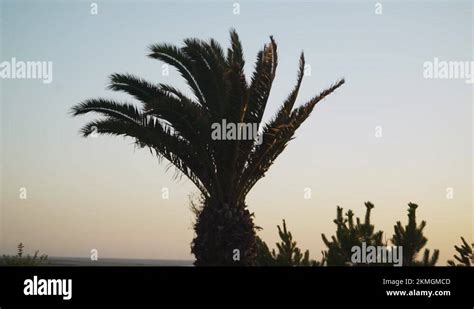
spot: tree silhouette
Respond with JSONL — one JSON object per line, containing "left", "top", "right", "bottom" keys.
{"left": 258, "top": 202, "right": 446, "bottom": 267}
{"left": 321, "top": 202, "right": 384, "bottom": 266}
{"left": 255, "top": 236, "right": 275, "bottom": 266}
{"left": 71, "top": 30, "right": 344, "bottom": 265}
{"left": 447, "top": 237, "right": 473, "bottom": 266}
{"left": 256, "top": 220, "right": 318, "bottom": 266}
{"left": 391, "top": 203, "right": 439, "bottom": 266}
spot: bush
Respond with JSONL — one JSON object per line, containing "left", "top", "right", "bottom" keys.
{"left": 2, "top": 243, "right": 48, "bottom": 266}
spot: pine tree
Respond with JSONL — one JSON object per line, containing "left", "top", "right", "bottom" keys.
{"left": 447, "top": 237, "right": 473, "bottom": 266}
{"left": 255, "top": 236, "right": 275, "bottom": 266}
{"left": 391, "top": 203, "right": 439, "bottom": 266}
{"left": 321, "top": 202, "right": 384, "bottom": 266}
{"left": 256, "top": 220, "right": 318, "bottom": 266}
{"left": 272, "top": 220, "right": 312, "bottom": 266}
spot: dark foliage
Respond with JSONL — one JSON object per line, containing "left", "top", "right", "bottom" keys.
{"left": 321, "top": 202, "right": 384, "bottom": 266}
{"left": 447, "top": 237, "right": 473, "bottom": 266}
{"left": 392, "top": 203, "right": 439, "bottom": 266}
{"left": 256, "top": 220, "right": 319, "bottom": 266}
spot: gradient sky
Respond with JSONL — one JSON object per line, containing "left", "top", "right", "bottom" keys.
{"left": 1, "top": 0, "right": 472, "bottom": 264}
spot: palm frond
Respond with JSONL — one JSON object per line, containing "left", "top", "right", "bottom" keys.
{"left": 108, "top": 73, "right": 162, "bottom": 103}
{"left": 148, "top": 43, "right": 206, "bottom": 106}
{"left": 230, "top": 37, "right": 278, "bottom": 185}
{"left": 275, "top": 52, "right": 305, "bottom": 121}
{"left": 245, "top": 36, "right": 277, "bottom": 124}
{"left": 226, "top": 29, "right": 245, "bottom": 71}
{"left": 71, "top": 98, "right": 143, "bottom": 124}
{"left": 182, "top": 38, "right": 227, "bottom": 116}
{"left": 80, "top": 116, "right": 211, "bottom": 197}
{"left": 239, "top": 78, "right": 345, "bottom": 197}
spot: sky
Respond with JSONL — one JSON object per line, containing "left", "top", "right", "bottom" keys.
{"left": 0, "top": 0, "right": 472, "bottom": 264}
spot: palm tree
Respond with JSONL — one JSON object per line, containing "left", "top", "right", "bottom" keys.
{"left": 71, "top": 30, "right": 344, "bottom": 266}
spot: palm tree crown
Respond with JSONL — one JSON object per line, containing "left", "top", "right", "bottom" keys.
{"left": 71, "top": 30, "right": 344, "bottom": 203}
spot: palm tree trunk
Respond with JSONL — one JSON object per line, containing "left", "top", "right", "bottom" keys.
{"left": 191, "top": 199, "right": 257, "bottom": 266}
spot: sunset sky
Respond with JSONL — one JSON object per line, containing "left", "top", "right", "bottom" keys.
{"left": 1, "top": 0, "right": 472, "bottom": 264}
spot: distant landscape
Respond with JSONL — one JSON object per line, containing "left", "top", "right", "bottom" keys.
{"left": 41, "top": 257, "right": 194, "bottom": 267}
